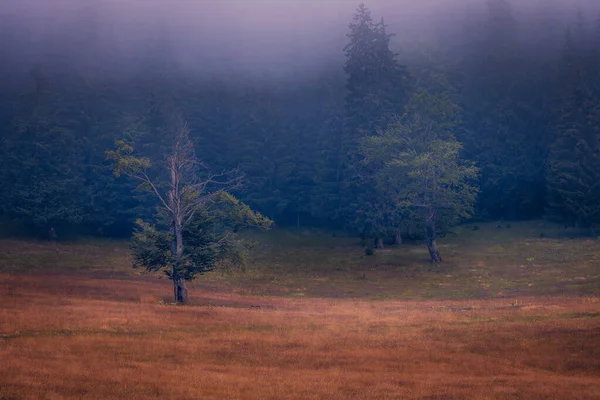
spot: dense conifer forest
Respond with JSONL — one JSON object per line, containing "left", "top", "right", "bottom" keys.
{"left": 1, "top": 0, "right": 600, "bottom": 242}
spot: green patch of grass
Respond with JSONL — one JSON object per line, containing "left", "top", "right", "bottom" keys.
{"left": 560, "top": 312, "right": 600, "bottom": 319}
{"left": 0, "top": 238, "right": 132, "bottom": 275}
{"left": 1, "top": 221, "right": 600, "bottom": 300}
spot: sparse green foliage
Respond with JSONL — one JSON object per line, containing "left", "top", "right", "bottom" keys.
{"left": 106, "top": 140, "right": 151, "bottom": 179}
{"left": 109, "top": 115, "right": 271, "bottom": 303}
{"left": 131, "top": 193, "right": 270, "bottom": 281}
{"left": 360, "top": 89, "right": 479, "bottom": 262}
{"left": 130, "top": 220, "right": 172, "bottom": 273}
{"left": 393, "top": 137, "right": 479, "bottom": 222}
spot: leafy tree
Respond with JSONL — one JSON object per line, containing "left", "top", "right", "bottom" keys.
{"left": 108, "top": 115, "right": 271, "bottom": 303}
{"left": 361, "top": 91, "right": 479, "bottom": 262}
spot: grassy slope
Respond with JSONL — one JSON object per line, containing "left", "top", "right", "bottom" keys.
{"left": 1, "top": 221, "right": 600, "bottom": 399}
{"left": 1, "top": 221, "right": 599, "bottom": 300}
{"left": 228, "top": 221, "right": 600, "bottom": 299}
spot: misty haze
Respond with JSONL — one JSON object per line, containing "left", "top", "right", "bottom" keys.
{"left": 1, "top": 0, "right": 600, "bottom": 399}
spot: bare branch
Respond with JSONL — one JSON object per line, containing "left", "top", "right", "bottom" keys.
{"left": 127, "top": 170, "right": 174, "bottom": 214}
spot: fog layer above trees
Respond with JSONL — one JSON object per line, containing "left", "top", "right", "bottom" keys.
{"left": 2, "top": 0, "right": 598, "bottom": 80}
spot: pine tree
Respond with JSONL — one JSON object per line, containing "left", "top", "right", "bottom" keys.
{"left": 341, "top": 3, "right": 410, "bottom": 242}
{"left": 313, "top": 83, "right": 346, "bottom": 225}
{"left": 547, "top": 91, "right": 600, "bottom": 232}
{"left": 344, "top": 3, "right": 409, "bottom": 139}
{"left": 547, "top": 27, "right": 600, "bottom": 234}
{"left": 460, "top": 0, "right": 550, "bottom": 219}
{"left": 227, "top": 85, "right": 288, "bottom": 221}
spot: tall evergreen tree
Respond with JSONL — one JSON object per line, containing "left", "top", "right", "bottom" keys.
{"left": 341, "top": 3, "right": 410, "bottom": 242}
{"left": 228, "top": 85, "right": 288, "bottom": 221}
{"left": 313, "top": 80, "right": 346, "bottom": 225}
{"left": 546, "top": 27, "right": 600, "bottom": 234}
{"left": 344, "top": 3, "right": 409, "bottom": 138}
{"left": 459, "top": 0, "right": 550, "bottom": 219}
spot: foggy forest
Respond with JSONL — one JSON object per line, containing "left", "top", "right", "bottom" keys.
{"left": 1, "top": 0, "right": 600, "bottom": 398}
{"left": 2, "top": 0, "right": 600, "bottom": 237}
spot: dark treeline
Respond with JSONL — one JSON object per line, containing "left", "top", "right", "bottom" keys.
{"left": 1, "top": 0, "right": 600, "bottom": 241}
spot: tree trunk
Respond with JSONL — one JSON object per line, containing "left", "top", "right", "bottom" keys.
{"left": 395, "top": 228, "right": 403, "bottom": 246}
{"left": 171, "top": 266, "right": 188, "bottom": 304}
{"left": 375, "top": 237, "right": 384, "bottom": 249}
{"left": 173, "top": 273, "right": 188, "bottom": 304}
{"left": 360, "top": 230, "right": 367, "bottom": 241}
{"left": 171, "top": 216, "right": 188, "bottom": 304}
{"left": 426, "top": 220, "right": 442, "bottom": 263}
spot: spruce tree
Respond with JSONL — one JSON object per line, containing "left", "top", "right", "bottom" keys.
{"left": 312, "top": 77, "right": 346, "bottom": 225}
{"left": 344, "top": 3, "right": 409, "bottom": 139}
{"left": 341, "top": 3, "right": 410, "bottom": 242}
{"left": 547, "top": 28, "right": 600, "bottom": 234}
{"left": 460, "top": 0, "right": 549, "bottom": 219}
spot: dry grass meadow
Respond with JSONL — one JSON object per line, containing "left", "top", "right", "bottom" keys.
{"left": 1, "top": 222, "right": 600, "bottom": 399}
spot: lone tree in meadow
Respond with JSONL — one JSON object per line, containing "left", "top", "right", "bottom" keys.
{"left": 360, "top": 90, "right": 479, "bottom": 262}
{"left": 107, "top": 116, "right": 271, "bottom": 303}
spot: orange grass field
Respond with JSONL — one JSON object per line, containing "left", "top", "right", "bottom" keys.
{"left": 1, "top": 226, "right": 600, "bottom": 399}
{"left": 1, "top": 275, "right": 600, "bottom": 399}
